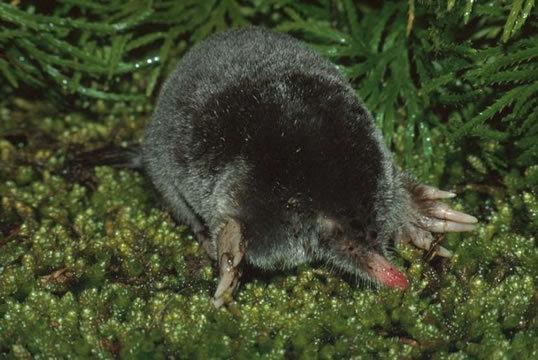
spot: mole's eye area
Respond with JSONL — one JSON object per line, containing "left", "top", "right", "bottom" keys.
{"left": 366, "top": 230, "right": 378, "bottom": 242}
{"left": 349, "top": 218, "right": 373, "bottom": 233}
{"left": 318, "top": 216, "right": 343, "bottom": 239}
{"left": 349, "top": 218, "right": 363, "bottom": 230}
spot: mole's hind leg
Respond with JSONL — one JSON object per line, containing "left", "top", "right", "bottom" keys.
{"left": 212, "top": 218, "right": 245, "bottom": 308}
{"left": 398, "top": 184, "right": 478, "bottom": 257}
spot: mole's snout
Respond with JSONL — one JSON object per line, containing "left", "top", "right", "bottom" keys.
{"left": 367, "top": 252, "right": 409, "bottom": 289}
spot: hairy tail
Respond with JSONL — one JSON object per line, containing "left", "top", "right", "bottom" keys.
{"left": 71, "top": 144, "right": 144, "bottom": 170}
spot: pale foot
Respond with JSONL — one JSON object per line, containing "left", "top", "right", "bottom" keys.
{"left": 212, "top": 218, "right": 245, "bottom": 308}
{"left": 397, "top": 183, "right": 478, "bottom": 257}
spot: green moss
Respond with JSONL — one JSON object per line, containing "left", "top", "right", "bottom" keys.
{"left": 0, "top": 145, "right": 535, "bottom": 357}
{"left": 1, "top": 0, "right": 537, "bottom": 358}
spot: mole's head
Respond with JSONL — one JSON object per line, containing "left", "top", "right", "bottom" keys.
{"left": 232, "top": 155, "right": 408, "bottom": 289}
{"left": 315, "top": 214, "right": 408, "bottom": 289}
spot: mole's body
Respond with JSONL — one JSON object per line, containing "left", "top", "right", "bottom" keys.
{"left": 142, "top": 27, "right": 477, "bottom": 307}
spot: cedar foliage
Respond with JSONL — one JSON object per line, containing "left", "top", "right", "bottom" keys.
{"left": 1, "top": 0, "right": 537, "bottom": 175}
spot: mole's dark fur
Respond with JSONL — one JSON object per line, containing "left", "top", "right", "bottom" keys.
{"left": 112, "top": 27, "right": 477, "bottom": 302}
{"left": 145, "top": 27, "right": 398, "bottom": 268}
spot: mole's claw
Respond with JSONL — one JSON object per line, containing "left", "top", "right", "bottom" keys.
{"left": 212, "top": 218, "right": 245, "bottom": 309}
{"left": 409, "top": 228, "right": 433, "bottom": 251}
{"left": 420, "top": 218, "right": 477, "bottom": 233}
{"left": 214, "top": 253, "right": 236, "bottom": 300}
{"left": 429, "top": 204, "right": 478, "bottom": 224}
{"left": 211, "top": 296, "right": 225, "bottom": 308}
{"left": 405, "top": 227, "right": 453, "bottom": 258}
{"left": 419, "top": 185, "right": 456, "bottom": 200}
{"left": 436, "top": 246, "right": 452, "bottom": 258}
{"left": 402, "top": 181, "right": 477, "bottom": 258}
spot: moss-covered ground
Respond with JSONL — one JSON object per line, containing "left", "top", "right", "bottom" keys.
{"left": 0, "top": 1, "right": 538, "bottom": 359}
{"left": 1, "top": 96, "right": 536, "bottom": 358}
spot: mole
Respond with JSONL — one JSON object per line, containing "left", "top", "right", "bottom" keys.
{"left": 136, "top": 27, "right": 477, "bottom": 307}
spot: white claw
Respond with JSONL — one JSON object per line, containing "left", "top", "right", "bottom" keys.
{"left": 421, "top": 185, "right": 456, "bottom": 199}
{"left": 211, "top": 297, "right": 225, "bottom": 308}
{"left": 214, "top": 253, "right": 235, "bottom": 300}
{"left": 214, "top": 273, "right": 233, "bottom": 300}
{"left": 436, "top": 246, "right": 453, "bottom": 257}
{"left": 410, "top": 229, "right": 433, "bottom": 251}
{"left": 423, "top": 218, "right": 477, "bottom": 233}
{"left": 411, "top": 229, "right": 452, "bottom": 257}
{"left": 429, "top": 204, "right": 478, "bottom": 224}
{"left": 408, "top": 229, "right": 453, "bottom": 257}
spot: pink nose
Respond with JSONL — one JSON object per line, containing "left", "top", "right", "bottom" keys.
{"left": 367, "top": 252, "right": 409, "bottom": 289}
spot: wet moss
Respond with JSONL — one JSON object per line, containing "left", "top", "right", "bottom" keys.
{"left": 0, "top": 98, "right": 536, "bottom": 358}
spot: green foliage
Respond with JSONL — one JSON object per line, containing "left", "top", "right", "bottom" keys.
{"left": 2, "top": 0, "right": 535, "bottom": 176}
{"left": 1, "top": 0, "right": 537, "bottom": 358}
{"left": 0, "top": 0, "right": 252, "bottom": 102}
{"left": 273, "top": 0, "right": 538, "bottom": 177}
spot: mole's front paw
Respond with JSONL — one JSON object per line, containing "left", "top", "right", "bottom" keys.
{"left": 212, "top": 218, "right": 245, "bottom": 308}
{"left": 397, "top": 184, "right": 478, "bottom": 257}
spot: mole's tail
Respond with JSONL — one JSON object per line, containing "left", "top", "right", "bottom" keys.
{"left": 70, "top": 144, "right": 144, "bottom": 170}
